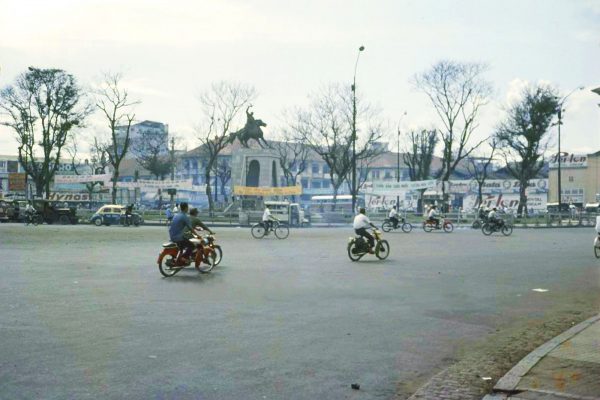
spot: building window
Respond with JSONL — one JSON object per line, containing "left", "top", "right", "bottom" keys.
{"left": 312, "top": 180, "right": 322, "bottom": 189}
{"left": 301, "top": 178, "right": 309, "bottom": 189}
{"left": 312, "top": 163, "right": 319, "bottom": 174}
{"left": 371, "top": 170, "right": 380, "bottom": 179}
{"left": 384, "top": 170, "right": 392, "bottom": 180}
{"left": 323, "top": 164, "right": 330, "bottom": 174}
{"left": 322, "top": 180, "right": 330, "bottom": 189}
{"left": 568, "top": 176, "right": 574, "bottom": 182}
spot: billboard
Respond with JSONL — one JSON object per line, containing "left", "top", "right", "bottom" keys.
{"left": 549, "top": 152, "right": 587, "bottom": 169}
{"left": 8, "top": 173, "right": 26, "bottom": 191}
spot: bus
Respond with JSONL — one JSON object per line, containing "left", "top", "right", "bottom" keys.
{"left": 310, "top": 195, "right": 364, "bottom": 212}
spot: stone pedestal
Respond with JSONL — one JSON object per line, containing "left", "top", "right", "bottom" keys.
{"left": 231, "top": 148, "right": 280, "bottom": 188}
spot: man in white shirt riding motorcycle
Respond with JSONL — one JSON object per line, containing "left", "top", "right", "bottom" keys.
{"left": 427, "top": 205, "right": 440, "bottom": 228}
{"left": 389, "top": 206, "right": 399, "bottom": 229}
{"left": 354, "top": 207, "right": 378, "bottom": 253}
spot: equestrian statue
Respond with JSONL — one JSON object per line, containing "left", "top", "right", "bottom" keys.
{"left": 227, "top": 106, "right": 269, "bottom": 148}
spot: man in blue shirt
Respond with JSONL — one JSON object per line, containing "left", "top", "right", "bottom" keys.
{"left": 168, "top": 202, "right": 195, "bottom": 263}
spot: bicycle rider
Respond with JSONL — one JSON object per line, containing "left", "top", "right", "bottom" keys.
{"left": 25, "top": 201, "right": 35, "bottom": 222}
{"left": 354, "top": 207, "right": 377, "bottom": 253}
{"left": 262, "top": 206, "right": 279, "bottom": 234}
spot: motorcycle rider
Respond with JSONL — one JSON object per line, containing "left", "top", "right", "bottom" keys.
{"left": 427, "top": 205, "right": 440, "bottom": 228}
{"left": 389, "top": 205, "right": 399, "bottom": 229}
{"left": 168, "top": 202, "right": 197, "bottom": 264}
{"left": 488, "top": 207, "right": 502, "bottom": 228}
{"left": 354, "top": 207, "right": 377, "bottom": 253}
{"left": 25, "top": 201, "right": 36, "bottom": 222}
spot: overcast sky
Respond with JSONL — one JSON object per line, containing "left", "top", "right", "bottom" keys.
{"left": 1, "top": 0, "right": 599, "bottom": 157}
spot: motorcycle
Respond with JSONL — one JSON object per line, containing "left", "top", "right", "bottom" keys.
{"left": 422, "top": 217, "right": 454, "bottom": 233}
{"left": 381, "top": 217, "right": 413, "bottom": 233}
{"left": 24, "top": 210, "right": 42, "bottom": 226}
{"left": 157, "top": 233, "right": 218, "bottom": 277}
{"left": 347, "top": 229, "right": 390, "bottom": 261}
{"left": 481, "top": 220, "right": 512, "bottom": 236}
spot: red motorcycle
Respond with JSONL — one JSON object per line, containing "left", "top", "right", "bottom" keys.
{"left": 422, "top": 217, "right": 454, "bottom": 233}
{"left": 157, "top": 233, "right": 218, "bottom": 277}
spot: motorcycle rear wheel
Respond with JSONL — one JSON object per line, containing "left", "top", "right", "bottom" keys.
{"left": 159, "top": 255, "right": 183, "bottom": 277}
{"left": 381, "top": 221, "right": 392, "bottom": 232}
{"left": 595, "top": 246, "right": 600, "bottom": 259}
{"left": 347, "top": 242, "right": 363, "bottom": 261}
{"left": 375, "top": 240, "right": 390, "bottom": 260}
{"left": 482, "top": 223, "right": 493, "bottom": 236}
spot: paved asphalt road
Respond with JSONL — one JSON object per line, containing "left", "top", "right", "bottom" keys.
{"left": 0, "top": 224, "right": 598, "bottom": 399}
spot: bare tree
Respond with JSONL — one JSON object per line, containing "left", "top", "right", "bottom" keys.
{"left": 0, "top": 67, "right": 92, "bottom": 198}
{"left": 272, "top": 130, "right": 310, "bottom": 187}
{"left": 216, "top": 159, "right": 231, "bottom": 202}
{"left": 94, "top": 72, "right": 139, "bottom": 204}
{"left": 414, "top": 60, "right": 492, "bottom": 210}
{"left": 496, "top": 84, "right": 559, "bottom": 216}
{"left": 402, "top": 128, "right": 438, "bottom": 212}
{"left": 67, "top": 137, "right": 109, "bottom": 207}
{"left": 131, "top": 130, "right": 171, "bottom": 180}
{"left": 196, "top": 81, "right": 256, "bottom": 213}
{"left": 290, "top": 84, "right": 385, "bottom": 210}
{"left": 466, "top": 139, "right": 498, "bottom": 207}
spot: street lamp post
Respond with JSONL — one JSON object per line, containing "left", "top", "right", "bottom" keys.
{"left": 555, "top": 86, "right": 584, "bottom": 211}
{"left": 351, "top": 45, "right": 365, "bottom": 214}
{"left": 396, "top": 112, "right": 407, "bottom": 208}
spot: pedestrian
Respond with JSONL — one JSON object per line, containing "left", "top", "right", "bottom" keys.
{"left": 173, "top": 203, "right": 179, "bottom": 214}
{"left": 165, "top": 206, "right": 173, "bottom": 225}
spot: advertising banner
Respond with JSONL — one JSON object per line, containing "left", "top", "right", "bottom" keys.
{"left": 363, "top": 180, "right": 437, "bottom": 196}
{"left": 8, "top": 173, "right": 26, "bottom": 191}
{"left": 233, "top": 185, "right": 302, "bottom": 196}
{"left": 549, "top": 152, "right": 587, "bottom": 169}
{"left": 117, "top": 179, "right": 194, "bottom": 191}
{"left": 463, "top": 193, "right": 547, "bottom": 211}
{"left": 54, "top": 174, "right": 112, "bottom": 184}
{"left": 48, "top": 192, "right": 91, "bottom": 202}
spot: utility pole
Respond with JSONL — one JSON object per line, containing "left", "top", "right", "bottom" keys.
{"left": 351, "top": 45, "right": 365, "bottom": 213}
{"left": 169, "top": 136, "right": 175, "bottom": 206}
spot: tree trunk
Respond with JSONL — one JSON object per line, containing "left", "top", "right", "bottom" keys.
{"left": 35, "top": 181, "right": 44, "bottom": 198}
{"left": 518, "top": 180, "right": 528, "bottom": 217}
{"left": 477, "top": 183, "right": 483, "bottom": 208}
{"left": 332, "top": 184, "right": 339, "bottom": 211}
{"left": 112, "top": 170, "right": 119, "bottom": 204}
{"left": 205, "top": 170, "right": 213, "bottom": 214}
{"left": 44, "top": 180, "right": 50, "bottom": 200}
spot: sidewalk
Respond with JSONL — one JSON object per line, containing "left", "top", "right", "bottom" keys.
{"left": 484, "top": 314, "right": 600, "bottom": 400}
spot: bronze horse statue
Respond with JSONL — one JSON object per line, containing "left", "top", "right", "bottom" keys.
{"left": 227, "top": 106, "right": 270, "bottom": 148}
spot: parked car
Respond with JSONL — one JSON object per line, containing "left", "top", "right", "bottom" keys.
{"left": 0, "top": 199, "right": 26, "bottom": 222}
{"left": 89, "top": 204, "right": 143, "bottom": 226}
{"left": 34, "top": 199, "right": 79, "bottom": 224}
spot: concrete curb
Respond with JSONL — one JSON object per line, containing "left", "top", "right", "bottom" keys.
{"left": 484, "top": 313, "right": 600, "bottom": 399}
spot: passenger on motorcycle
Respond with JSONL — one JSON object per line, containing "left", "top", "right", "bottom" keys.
{"left": 185, "top": 208, "right": 214, "bottom": 238}
{"left": 262, "top": 206, "right": 279, "bottom": 233}
{"left": 478, "top": 205, "right": 488, "bottom": 220}
{"left": 354, "top": 207, "right": 377, "bottom": 253}
{"left": 389, "top": 206, "right": 399, "bottom": 229}
{"left": 488, "top": 207, "right": 502, "bottom": 227}
{"left": 427, "top": 205, "right": 440, "bottom": 228}
{"left": 168, "top": 202, "right": 198, "bottom": 264}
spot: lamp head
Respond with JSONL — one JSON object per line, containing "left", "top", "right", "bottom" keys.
{"left": 359, "top": 46, "right": 365, "bottom": 51}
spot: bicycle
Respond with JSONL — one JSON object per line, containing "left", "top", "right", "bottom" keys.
{"left": 251, "top": 220, "right": 289, "bottom": 239}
